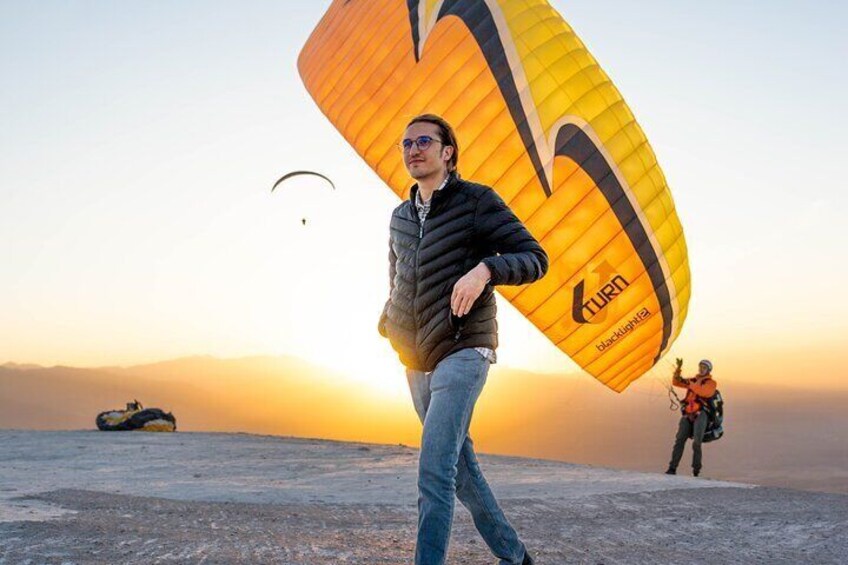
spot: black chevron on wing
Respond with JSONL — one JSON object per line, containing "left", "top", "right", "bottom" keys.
{"left": 406, "top": 0, "right": 551, "bottom": 197}
{"left": 555, "top": 123, "right": 673, "bottom": 364}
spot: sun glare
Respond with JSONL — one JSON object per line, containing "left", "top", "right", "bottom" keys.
{"left": 308, "top": 340, "right": 411, "bottom": 401}
{"left": 262, "top": 320, "right": 410, "bottom": 403}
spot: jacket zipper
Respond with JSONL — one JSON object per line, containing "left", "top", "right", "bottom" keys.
{"left": 417, "top": 199, "right": 461, "bottom": 343}
{"left": 413, "top": 213, "right": 423, "bottom": 330}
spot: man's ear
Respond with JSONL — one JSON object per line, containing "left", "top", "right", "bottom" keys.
{"left": 442, "top": 145, "right": 454, "bottom": 163}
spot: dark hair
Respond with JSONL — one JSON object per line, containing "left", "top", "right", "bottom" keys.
{"left": 406, "top": 114, "right": 459, "bottom": 172}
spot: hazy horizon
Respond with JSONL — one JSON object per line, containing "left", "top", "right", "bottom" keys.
{"left": 3, "top": 350, "right": 847, "bottom": 393}
{"left": 3, "top": 353, "right": 846, "bottom": 496}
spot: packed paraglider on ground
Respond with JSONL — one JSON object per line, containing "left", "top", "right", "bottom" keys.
{"left": 95, "top": 400, "right": 177, "bottom": 432}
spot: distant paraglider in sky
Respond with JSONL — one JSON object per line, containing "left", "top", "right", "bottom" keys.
{"left": 271, "top": 171, "right": 336, "bottom": 193}
{"left": 297, "top": 0, "right": 690, "bottom": 392}
{"left": 271, "top": 170, "right": 336, "bottom": 226}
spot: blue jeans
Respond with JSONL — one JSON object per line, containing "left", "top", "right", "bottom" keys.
{"left": 406, "top": 348, "right": 527, "bottom": 565}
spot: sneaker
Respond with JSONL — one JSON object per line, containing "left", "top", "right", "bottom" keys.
{"left": 665, "top": 467, "right": 676, "bottom": 475}
{"left": 693, "top": 468, "right": 701, "bottom": 477}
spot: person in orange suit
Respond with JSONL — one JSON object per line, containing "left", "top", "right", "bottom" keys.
{"left": 666, "top": 359, "right": 717, "bottom": 477}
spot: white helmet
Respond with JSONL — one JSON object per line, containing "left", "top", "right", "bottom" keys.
{"left": 698, "top": 359, "right": 713, "bottom": 373}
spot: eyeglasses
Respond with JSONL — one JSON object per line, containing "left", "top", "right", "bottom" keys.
{"left": 398, "top": 135, "right": 444, "bottom": 153}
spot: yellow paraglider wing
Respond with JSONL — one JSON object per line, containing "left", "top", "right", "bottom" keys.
{"left": 298, "top": 0, "right": 690, "bottom": 392}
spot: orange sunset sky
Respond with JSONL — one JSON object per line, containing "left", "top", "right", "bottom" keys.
{"left": 1, "top": 1, "right": 846, "bottom": 401}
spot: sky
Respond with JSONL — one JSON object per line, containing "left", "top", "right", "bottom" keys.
{"left": 2, "top": 1, "right": 847, "bottom": 395}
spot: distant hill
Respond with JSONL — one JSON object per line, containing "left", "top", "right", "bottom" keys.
{"left": 1, "top": 355, "right": 846, "bottom": 494}
{"left": 1, "top": 362, "right": 42, "bottom": 371}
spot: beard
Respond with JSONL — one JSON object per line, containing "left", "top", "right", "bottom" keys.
{"left": 409, "top": 158, "right": 453, "bottom": 179}
{"left": 407, "top": 161, "right": 437, "bottom": 180}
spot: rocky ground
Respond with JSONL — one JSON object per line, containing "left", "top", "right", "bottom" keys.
{"left": 1, "top": 431, "right": 845, "bottom": 564}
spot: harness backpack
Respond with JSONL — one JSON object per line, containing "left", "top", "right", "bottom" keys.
{"left": 695, "top": 390, "right": 724, "bottom": 443}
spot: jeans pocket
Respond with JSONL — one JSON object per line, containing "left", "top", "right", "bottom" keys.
{"left": 435, "top": 348, "right": 488, "bottom": 392}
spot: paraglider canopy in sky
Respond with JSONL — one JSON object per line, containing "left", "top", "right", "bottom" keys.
{"left": 271, "top": 170, "right": 336, "bottom": 226}
{"left": 271, "top": 171, "right": 336, "bottom": 193}
{"left": 297, "top": 0, "right": 690, "bottom": 392}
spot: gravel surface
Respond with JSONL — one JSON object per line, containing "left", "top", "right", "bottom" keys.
{"left": 1, "top": 431, "right": 845, "bottom": 564}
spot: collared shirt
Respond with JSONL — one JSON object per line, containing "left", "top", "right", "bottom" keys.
{"left": 414, "top": 175, "right": 497, "bottom": 365}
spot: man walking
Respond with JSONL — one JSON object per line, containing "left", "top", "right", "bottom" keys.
{"left": 378, "top": 114, "right": 548, "bottom": 565}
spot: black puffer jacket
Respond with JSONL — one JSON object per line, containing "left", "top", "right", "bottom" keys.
{"left": 378, "top": 173, "right": 548, "bottom": 372}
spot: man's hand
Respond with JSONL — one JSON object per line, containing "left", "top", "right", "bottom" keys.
{"left": 451, "top": 263, "right": 491, "bottom": 317}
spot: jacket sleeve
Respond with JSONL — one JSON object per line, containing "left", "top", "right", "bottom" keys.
{"left": 476, "top": 189, "right": 549, "bottom": 286}
{"left": 377, "top": 235, "right": 396, "bottom": 338}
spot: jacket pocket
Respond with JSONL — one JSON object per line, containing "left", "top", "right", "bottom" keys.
{"left": 447, "top": 305, "right": 465, "bottom": 342}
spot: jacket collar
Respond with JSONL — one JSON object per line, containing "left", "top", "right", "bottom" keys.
{"left": 408, "top": 172, "right": 460, "bottom": 214}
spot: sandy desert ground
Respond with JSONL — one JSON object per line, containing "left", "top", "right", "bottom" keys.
{"left": 1, "top": 430, "right": 845, "bottom": 564}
